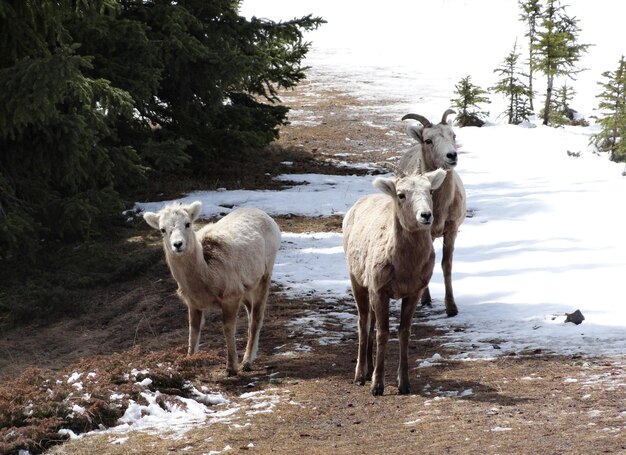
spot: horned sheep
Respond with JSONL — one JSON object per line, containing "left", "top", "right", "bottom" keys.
{"left": 398, "top": 109, "right": 467, "bottom": 317}
{"left": 143, "top": 202, "right": 281, "bottom": 376}
{"left": 343, "top": 169, "right": 447, "bottom": 395}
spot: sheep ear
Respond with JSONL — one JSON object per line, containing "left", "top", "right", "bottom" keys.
{"left": 425, "top": 169, "right": 448, "bottom": 190}
{"left": 143, "top": 212, "right": 160, "bottom": 230}
{"left": 406, "top": 125, "right": 424, "bottom": 143}
{"left": 185, "top": 201, "right": 202, "bottom": 221}
{"left": 373, "top": 177, "right": 397, "bottom": 197}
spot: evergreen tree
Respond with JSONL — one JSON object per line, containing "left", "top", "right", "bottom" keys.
{"left": 0, "top": 0, "right": 323, "bottom": 262}
{"left": 68, "top": 1, "right": 324, "bottom": 173}
{"left": 0, "top": 0, "right": 142, "bottom": 260}
{"left": 518, "top": 0, "right": 541, "bottom": 112}
{"left": 593, "top": 56, "right": 626, "bottom": 162}
{"left": 451, "top": 75, "right": 491, "bottom": 127}
{"left": 492, "top": 41, "right": 533, "bottom": 124}
{"left": 532, "top": 0, "right": 589, "bottom": 126}
{"left": 550, "top": 82, "right": 576, "bottom": 126}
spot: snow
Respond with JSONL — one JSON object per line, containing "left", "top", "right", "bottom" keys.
{"left": 137, "top": 174, "right": 373, "bottom": 219}
{"left": 236, "top": 0, "right": 626, "bottom": 361}
{"left": 136, "top": 126, "right": 626, "bottom": 359}
{"left": 67, "top": 372, "right": 82, "bottom": 384}
{"left": 115, "top": 391, "right": 212, "bottom": 438}
{"left": 73, "top": 0, "right": 626, "bottom": 449}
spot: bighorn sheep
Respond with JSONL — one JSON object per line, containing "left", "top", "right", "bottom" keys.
{"left": 398, "top": 109, "right": 466, "bottom": 317}
{"left": 343, "top": 169, "right": 447, "bottom": 396}
{"left": 143, "top": 202, "right": 281, "bottom": 376}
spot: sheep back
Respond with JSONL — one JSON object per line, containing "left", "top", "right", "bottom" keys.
{"left": 397, "top": 145, "right": 422, "bottom": 175}
{"left": 198, "top": 207, "right": 281, "bottom": 301}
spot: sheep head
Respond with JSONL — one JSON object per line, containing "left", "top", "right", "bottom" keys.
{"left": 144, "top": 201, "right": 202, "bottom": 255}
{"left": 373, "top": 169, "right": 447, "bottom": 232}
{"left": 402, "top": 110, "right": 459, "bottom": 170}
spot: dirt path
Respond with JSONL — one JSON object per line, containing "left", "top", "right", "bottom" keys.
{"left": 45, "top": 290, "right": 626, "bottom": 454}
{"left": 2, "top": 80, "right": 625, "bottom": 455}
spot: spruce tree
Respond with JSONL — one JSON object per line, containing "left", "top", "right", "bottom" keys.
{"left": 550, "top": 82, "right": 576, "bottom": 126}
{"left": 532, "top": 0, "right": 589, "bottom": 126}
{"left": 593, "top": 56, "right": 626, "bottom": 162}
{"left": 0, "top": 0, "right": 323, "bottom": 262}
{"left": 518, "top": 0, "right": 541, "bottom": 112}
{"left": 451, "top": 75, "right": 491, "bottom": 127}
{"left": 68, "top": 1, "right": 324, "bottom": 174}
{"left": 0, "top": 0, "right": 142, "bottom": 260}
{"left": 492, "top": 41, "right": 533, "bottom": 124}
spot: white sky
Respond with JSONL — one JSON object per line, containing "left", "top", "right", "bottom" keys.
{"left": 240, "top": 0, "right": 626, "bottom": 115}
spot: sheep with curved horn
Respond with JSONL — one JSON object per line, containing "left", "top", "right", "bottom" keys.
{"left": 396, "top": 109, "right": 466, "bottom": 317}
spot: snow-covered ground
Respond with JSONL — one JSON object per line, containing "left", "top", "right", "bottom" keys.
{"left": 234, "top": 0, "right": 626, "bottom": 360}
{"left": 125, "top": 116, "right": 626, "bottom": 447}
{"left": 56, "top": 1, "right": 626, "bottom": 448}
{"left": 137, "top": 121, "right": 626, "bottom": 359}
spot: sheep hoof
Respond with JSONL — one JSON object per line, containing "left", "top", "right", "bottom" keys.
{"left": 398, "top": 384, "right": 411, "bottom": 395}
{"left": 371, "top": 385, "right": 384, "bottom": 396}
{"left": 226, "top": 368, "right": 238, "bottom": 377}
{"left": 240, "top": 362, "right": 253, "bottom": 372}
{"left": 446, "top": 307, "right": 458, "bottom": 317}
{"left": 354, "top": 377, "right": 366, "bottom": 386}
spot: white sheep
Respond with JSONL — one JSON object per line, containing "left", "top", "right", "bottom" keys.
{"left": 143, "top": 202, "right": 281, "bottom": 376}
{"left": 343, "top": 169, "right": 447, "bottom": 396}
{"left": 399, "top": 109, "right": 467, "bottom": 317}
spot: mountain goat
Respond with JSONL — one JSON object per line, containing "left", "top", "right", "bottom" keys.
{"left": 399, "top": 109, "right": 466, "bottom": 317}
{"left": 343, "top": 169, "right": 447, "bottom": 396}
{"left": 143, "top": 202, "right": 281, "bottom": 376}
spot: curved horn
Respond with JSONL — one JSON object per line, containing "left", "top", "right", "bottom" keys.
{"left": 382, "top": 161, "right": 406, "bottom": 178}
{"left": 440, "top": 109, "right": 456, "bottom": 124}
{"left": 401, "top": 113, "right": 432, "bottom": 128}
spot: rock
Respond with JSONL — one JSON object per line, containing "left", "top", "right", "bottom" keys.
{"left": 565, "top": 309, "right": 585, "bottom": 325}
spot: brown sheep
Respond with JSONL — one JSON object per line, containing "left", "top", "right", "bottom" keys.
{"left": 343, "top": 169, "right": 447, "bottom": 395}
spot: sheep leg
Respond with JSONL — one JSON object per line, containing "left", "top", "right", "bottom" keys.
{"left": 366, "top": 313, "right": 375, "bottom": 381}
{"left": 420, "top": 286, "right": 433, "bottom": 307}
{"left": 351, "top": 276, "right": 370, "bottom": 385}
{"left": 241, "top": 298, "right": 254, "bottom": 371}
{"left": 398, "top": 294, "right": 420, "bottom": 394}
{"left": 370, "top": 291, "right": 390, "bottom": 396}
{"left": 187, "top": 307, "right": 205, "bottom": 355}
{"left": 221, "top": 303, "right": 240, "bottom": 376}
{"left": 442, "top": 229, "right": 459, "bottom": 317}
{"left": 241, "top": 274, "right": 270, "bottom": 372}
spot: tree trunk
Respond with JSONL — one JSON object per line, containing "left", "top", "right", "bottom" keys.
{"left": 611, "top": 100, "right": 620, "bottom": 160}
{"left": 543, "top": 74, "right": 554, "bottom": 125}
{"left": 508, "top": 66, "right": 515, "bottom": 123}
{"left": 529, "top": 48, "right": 535, "bottom": 112}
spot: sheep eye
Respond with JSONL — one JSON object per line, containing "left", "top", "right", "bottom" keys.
{"left": 398, "top": 193, "right": 406, "bottom": 200}
{"left": 424, "top": 139, "right": 433, "bottom": 145}
{"left": 185, "top": 222, "right": 190, "bottom": 229}
{"left": 160, "top": 228, "right": 166, "bottom": 234}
